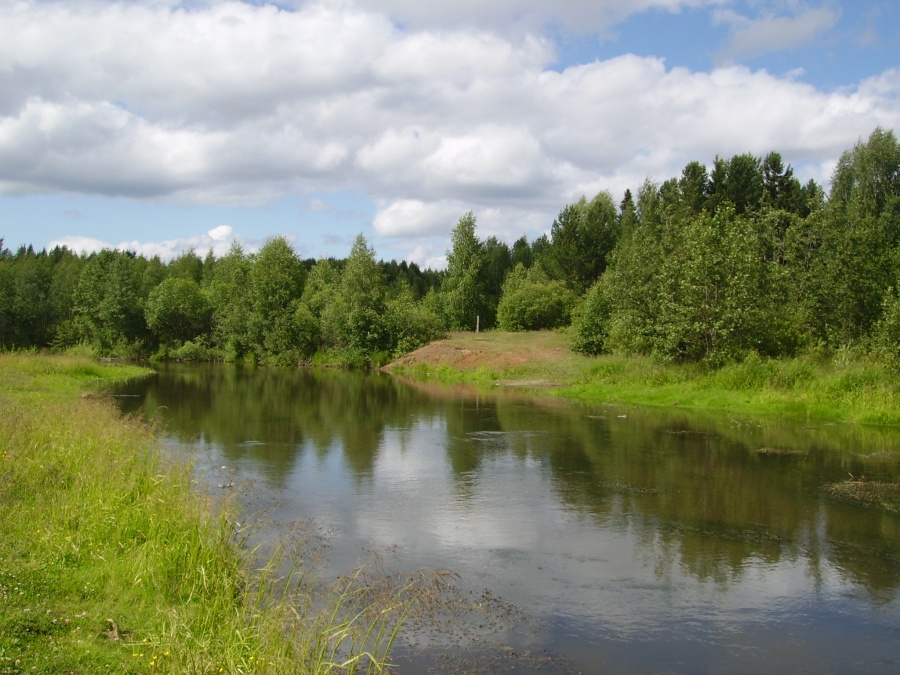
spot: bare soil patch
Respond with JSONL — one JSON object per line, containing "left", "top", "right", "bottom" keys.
{"left": 384, "top": 331, "right": 572, "bottom": 383}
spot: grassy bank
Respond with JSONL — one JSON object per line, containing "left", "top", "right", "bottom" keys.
{"left": 0, "top": 354, "right": 410, "bottom": 674}
{"left": 387, "top": 331, "right": 900, "bottom": 426}
{"left": 566, "top": 350, "right": 900, "bottom": 426}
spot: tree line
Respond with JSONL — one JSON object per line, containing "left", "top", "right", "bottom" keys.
{"left": 0, "top": 236, "right": 443, "bottom": 366}
{"left": 2, "top": 128, "right": 898, "bottom": 366}
{"left": 439, "top": 128, "right": 900, "bottom": 366}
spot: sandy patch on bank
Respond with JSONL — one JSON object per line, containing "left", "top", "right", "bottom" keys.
{"left": 383, "top": 331, "right": 571, "bottom": 386}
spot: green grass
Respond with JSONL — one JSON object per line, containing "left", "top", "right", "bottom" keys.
{"left": 565, "top": 350, "right": 900, "bottom": 425}
{"left": 0, "top": 354, "right": 418, "bottom": 674}
{"left": 392, "top": 363, "right": 502, "bottom": 386}
{"left": 391, "top": 332, "right": 900, "bottom": 426}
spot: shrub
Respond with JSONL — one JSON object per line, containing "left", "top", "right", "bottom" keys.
{"left": 496, "top": 264, "right": 576, "bottom": 332}
{"left": 872, "top": 287, "right": 900, "bottom": 362}
{"left": 385, "top": 290, "right": 444, "bottom": 357}
{"left": 572, "top": 276, "right": 613, "bottom": 355}
{"left": 170, "top": 337, "right": 218, "bottom": 362}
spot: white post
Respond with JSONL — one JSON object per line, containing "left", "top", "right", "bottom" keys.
{"left": 476, "top": 315, "right": 480, "bottom": 333}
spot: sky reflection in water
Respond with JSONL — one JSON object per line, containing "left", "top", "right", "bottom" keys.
{"left": 115, "top": 365, "right": 900, "bottom": 673}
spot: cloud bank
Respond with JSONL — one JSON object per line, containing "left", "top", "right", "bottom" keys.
{"left": 2, "top": 1, "right": 899, "bottom": 264}
{"left": 48, "top": 224, "right": 268, "bottom": 260}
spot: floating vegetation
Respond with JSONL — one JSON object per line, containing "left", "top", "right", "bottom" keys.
{"left": 753, "top": 446, "right": 809, "bottom": 456}
{"left": 598, "top": 480, "right": 659, "bottom": 496}
{"left": 466, "top": 430, "right": 547, "bottom": 441}
{"left": 246, "top": 517, "right": 568, "bottom": 674}
{"left": 663, "top": 428, "right": 711, "bottom": 437}
{"left": 825, "top": 480, "right": 900, "bottom": 514}
{"left": 415, "top": 646, "right": 576, "bottom": 674}
{"left": 389, "top": 577, "right": 574, "bottom": 674}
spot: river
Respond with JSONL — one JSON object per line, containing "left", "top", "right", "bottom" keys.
{"left": 112, "top": 363, "right": 900, "bottom": 673}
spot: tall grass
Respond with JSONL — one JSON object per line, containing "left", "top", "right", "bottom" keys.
{"left": 0, "top": 354, "right": 418, "bottom": 674}
{"left": 565, "top": 350, "right": 900, "bottom": 425}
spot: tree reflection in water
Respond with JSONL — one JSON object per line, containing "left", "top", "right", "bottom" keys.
{"left": 114, "top": 364, "right": 900, "bottom": 672}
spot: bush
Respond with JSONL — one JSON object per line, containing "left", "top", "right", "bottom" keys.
{"left": 170, "top": 337, "right": 218, "bottom": 362}
{"left": 257, "top": 302, "right": 322, "bottom": 366}
{"left": 496, "top": 264, "right": 575, "bottom": 332}
{"left": 385, "top": 291, "right": 444, "bottom": 357}
{"left": 572, "top": 276, "right": 613, "bottom": 355}
{"left": 872, "top": 287, "right": 900, "bottom": 360}
{"left": 292, "top": 303, "right": 322, "bottom": 362}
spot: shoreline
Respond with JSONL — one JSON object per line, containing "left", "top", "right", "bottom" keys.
{"left": 384, "top": 330, "right": 900, "bottom": 427}
{"left": 0, "top": 354, "right": 411, "bottom": 673}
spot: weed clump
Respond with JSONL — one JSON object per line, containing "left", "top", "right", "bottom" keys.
{"left": 825, "top": 480, "right": 900, "bottom": 513}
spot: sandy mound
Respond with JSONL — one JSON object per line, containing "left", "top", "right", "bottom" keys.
{"left": 384, "top": 331, "right": 571, "bottom": 378}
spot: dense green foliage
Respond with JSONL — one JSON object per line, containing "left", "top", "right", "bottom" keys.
{"left": 145, "top": 277, "right": 211, "bottom": 347}
{"left": 541, "top": 192, "right": 619, "bottom": 294}
{"left": 573, "top": 128, "right": 900, "bottom": 365}
{"left": 438, "top": 212, "right": 489, "bottom": 331}
{"left": 2, "top": 128, "right": 898, "bottom": 368}
{"left": 0, "top": 234, "right": 441, "bottom": 367}
{"left": 496, "top": 263, "right": 575, "bottom": 331}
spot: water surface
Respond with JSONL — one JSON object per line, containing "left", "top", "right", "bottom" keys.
{"left": 114, "top": 364, "right": 900, "bottom": 673}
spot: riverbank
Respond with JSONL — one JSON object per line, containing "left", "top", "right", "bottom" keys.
{"left": 0, "top": 354, "right": 411, "bottom": 674}
{"left": 384, "top": 331, "right": 900, "bottom": 426}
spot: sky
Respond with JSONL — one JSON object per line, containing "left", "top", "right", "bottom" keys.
{"left": 0, "top": 0, "right": 898, "bottom": 269}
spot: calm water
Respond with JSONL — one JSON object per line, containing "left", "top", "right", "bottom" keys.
{"left": 113, "top": 364, "right": 900, "bottom": 673}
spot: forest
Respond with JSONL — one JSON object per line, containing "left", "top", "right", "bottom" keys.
{"left": 1, "top": 127, "right": 898, "bottom": 368}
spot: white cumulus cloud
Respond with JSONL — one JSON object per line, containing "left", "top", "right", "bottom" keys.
{"left": 356, "top": 0, "right": 728, "bottom": 34}
{"left": 48, "top": 225, "right": 266, "bottom": 260}
{"left": 1, "top": 0, "right": 899, "bottom": 268}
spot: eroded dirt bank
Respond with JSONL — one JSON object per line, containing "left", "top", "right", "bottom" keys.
{"left": 384, "top": 331, "right": 571, "bottom": 374}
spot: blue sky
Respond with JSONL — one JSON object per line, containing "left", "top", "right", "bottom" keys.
{"left": 1, "top": 0, "right": 898, "bottom": 268}
{"left": 559, "top": 1, "right": 896, "bottom": 87}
